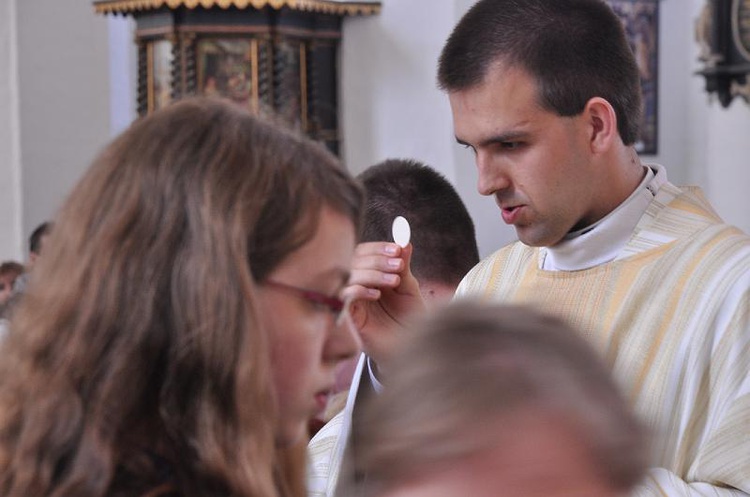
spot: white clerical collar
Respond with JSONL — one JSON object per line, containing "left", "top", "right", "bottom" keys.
{"left": 541, "top": 165, "right": 664, "bottom": 271}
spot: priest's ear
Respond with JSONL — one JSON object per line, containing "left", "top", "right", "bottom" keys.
{"left": 583, "top": 97, "right": 618, "bottom": 153}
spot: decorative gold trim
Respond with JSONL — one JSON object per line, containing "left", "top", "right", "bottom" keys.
{"left": 94, "top": 0, "right": 381, "bottom": 16}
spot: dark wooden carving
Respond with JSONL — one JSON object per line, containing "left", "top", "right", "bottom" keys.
{"left": 695, "top": 0, "right": 750, "bottom": 106}
{"left": 136, "top": 41, "right": 149, "bottom": 116}
{"left": 169, "top": 33, "right": 182, "bottom": 101}
{"left": 112, "top": 4, "right": 372, "bottom": 154}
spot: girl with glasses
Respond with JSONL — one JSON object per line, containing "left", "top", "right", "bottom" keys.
{"left": 0, "top": 98, "right": 363, "bottom": 497}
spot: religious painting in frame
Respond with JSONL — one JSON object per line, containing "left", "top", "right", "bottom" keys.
{"left": 606, "top": 0, "right": 659, "bottom": 155}
{"left": 197, "top": 39, "right": 255, "bottom": 110}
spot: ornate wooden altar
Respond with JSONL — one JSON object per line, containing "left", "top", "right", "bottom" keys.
{"left": 93, "top": 0, "right": 381, "bottom": 153}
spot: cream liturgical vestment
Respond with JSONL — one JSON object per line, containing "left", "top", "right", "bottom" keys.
{"left": 308, "top": 354, "right": 366, "bottom": 497}
{"left": 456, "top": 167, "right": 750, "bottom": 496}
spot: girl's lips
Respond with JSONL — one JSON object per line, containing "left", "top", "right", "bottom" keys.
{"left": 314, "top": 391, "right": 331, "bottom": 412}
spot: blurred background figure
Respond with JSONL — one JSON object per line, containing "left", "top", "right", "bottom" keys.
{"left": 0, "top": 98, "right": 363, "bottom": 497}
{"left": 0, "top": 261, "right": 25, "bottom": 336}
{"left": 28, "top": 221, "right": 52, "bottom": 267}
{"left": 344, "top": 301, "right": 647, "bottom": 497}
{"left": 308, "top": 159, "right": 479, "bottom": 494}
{"left": 0, "top": 261, "right": 24, "bottom": 307}
{"left": 357, "top": 159, "right": 479, "bottom": 303}
{"left": 9, "top": 221, "right": 53, "bottom": 298}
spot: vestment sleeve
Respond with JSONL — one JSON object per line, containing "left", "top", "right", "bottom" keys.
{"left": 634, "top": 469, "right": 748, "bottom": 496}
{"left": 307, "top": 412, "right": 345, "bottom": 497}
{"left": 634, "top": 283, "right": 750, "bottom": 497}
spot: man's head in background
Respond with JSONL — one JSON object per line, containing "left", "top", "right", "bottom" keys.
{"left": 316, "top": 159, "right": 481, "bottom": 423}
{"left": 357, "top": 159, "right": 479, "bottom": 302}
{"left": 0, "top": 261, "right": 24, "bottom": 306}
{"left": 0, "top": 222, "right": 52, "bottom": 303}
{"left": 28, "top": 221, "right": 52, "bottom": 267}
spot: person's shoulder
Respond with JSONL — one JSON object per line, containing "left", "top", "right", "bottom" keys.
{"left": 308, "top": 408, "right": 348, "bottom": 475}
{"left": 310, "top": 409, "right": 347, "bottom": 451}
{"left": 645, "top": 182, "right": 750, "bottom": 247}
{"left": 671, "top": 186, "right": 750, "bottom": 252}
{"left": 477, "top": 241, "right": 533, "bottom": 270}
{"left": 670, "top": 184, "right": 723, "bottom": 223}
{"left": 308, "top": 409, "right": 348, "bottom": 497}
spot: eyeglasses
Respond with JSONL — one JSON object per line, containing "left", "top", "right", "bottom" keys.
{"left": 263, "top": 279, "right": 352, "bottom": 326}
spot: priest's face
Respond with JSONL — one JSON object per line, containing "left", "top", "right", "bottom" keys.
{"left": 449, "top": 63, "right": 606, "bottom": 248}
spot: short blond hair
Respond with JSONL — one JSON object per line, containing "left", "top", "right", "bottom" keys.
{"left": 352, "top": 301, "right": 647, "bottom": 495}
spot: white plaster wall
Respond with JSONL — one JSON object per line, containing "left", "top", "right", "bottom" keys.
{"left": 686, "top": 0, "right": 711, "bottom": 190}
{"left": 340, "top": 0, "right": 458, "bottom": 178}
{"left": 0, "top": 0, "right": 23, "bottom": 261}
{"left": 15, "top": 0, "right": 111, "bottom": 248}
{"left": 702, "top": 99, "right": 750, "bottom": 234}
{"left": 108, "top": 15, "right": 137, "bottom": 137}
{"left": 651, "top": 0, "right": 692, "bottom": 186}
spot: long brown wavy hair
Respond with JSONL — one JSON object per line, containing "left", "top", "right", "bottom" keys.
{"left": 0, "top": 98, "right": 363, "bottom": 497}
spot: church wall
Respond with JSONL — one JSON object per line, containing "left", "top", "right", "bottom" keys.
{"left": 14, "top": 0, "right": 111, "bottom": 256}
{"left": 0, "top": 0, "right": 23, "bottom": 260}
